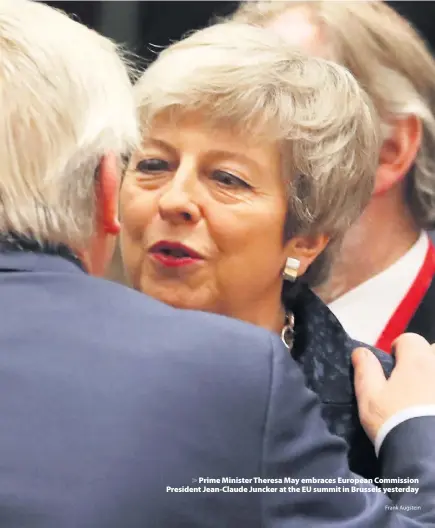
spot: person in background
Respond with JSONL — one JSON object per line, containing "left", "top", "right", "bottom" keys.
{"left": 120, "top": 21, "right": 392, "bottom": 479}
{"left": 231, "top": 0, "right": 435, "bottom": 351}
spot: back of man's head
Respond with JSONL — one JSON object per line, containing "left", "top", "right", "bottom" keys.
{"left": 232, "top": 0, "right": 435, "bottom": 230}
{"left": 0, "top": 0, "right": 139, "bottom": 251}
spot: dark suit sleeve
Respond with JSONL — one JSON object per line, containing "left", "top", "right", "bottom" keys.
{"left": 379, "top": 416, "right": 435, "bottom": 523}
{"left": 260, "top": 335, "right": 435, "bottom": 527}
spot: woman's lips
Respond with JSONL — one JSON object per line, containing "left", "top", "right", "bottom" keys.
{"left": 151, "top": 253, "right": 201, "bottom": 268}
{"left": 149, "top": 241, "right": 204, "bottom": 268}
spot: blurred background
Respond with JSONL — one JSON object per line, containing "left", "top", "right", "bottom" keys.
{"left": 44, "top": 1, "right": 435, "bottom": 65}
{"left": 45, "top": 1, "right": 238, "bottom": 65}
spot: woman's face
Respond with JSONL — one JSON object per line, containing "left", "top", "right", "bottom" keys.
{"left": 120, "top": 111, "right": 293, "bottom": 325}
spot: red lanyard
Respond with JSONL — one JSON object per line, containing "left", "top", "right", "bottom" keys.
{"left": 376, "top": 241, "right": 435, "bottom": 353}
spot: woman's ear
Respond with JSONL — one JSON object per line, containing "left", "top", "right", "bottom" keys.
{"left": 285, "top": 234, "right": 329, "bottom": 277}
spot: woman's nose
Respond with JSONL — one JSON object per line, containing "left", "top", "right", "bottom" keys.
{"left": 157, "top": 169, "right": 201, "bottom": 224}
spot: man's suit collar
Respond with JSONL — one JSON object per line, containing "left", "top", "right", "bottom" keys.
{"left": 0, "top": 233, "right": 86, "bottom": 274}
{"left": 0, "top": 249, "right": 86, "bottom": 275}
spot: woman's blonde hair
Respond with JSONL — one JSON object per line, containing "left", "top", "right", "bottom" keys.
{"left": 134, "top": 22, "right": 380, "bottom": 285}
{"left": 233, "top": 0, "right": 435, "bottom": 231}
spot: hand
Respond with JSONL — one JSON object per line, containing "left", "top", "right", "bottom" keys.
{"left": 352, "top": 333, "right": 435, "bottom": 442}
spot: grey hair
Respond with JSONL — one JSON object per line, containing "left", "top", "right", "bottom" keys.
{"left": 232, "top": 0, "right": 435, "bottom": 230}
{"left": 0, "top": 0, "right": 140, "bottom": 247}
{"left": 134, "top": 22, "right": 380, "bottom": 286}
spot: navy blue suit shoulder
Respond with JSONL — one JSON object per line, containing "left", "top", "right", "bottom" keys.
{"left": 2, "top": 251, "right": 435, "bottom": 526}
{"left": 0, "top": 251, "right": 278, "bottom": 527}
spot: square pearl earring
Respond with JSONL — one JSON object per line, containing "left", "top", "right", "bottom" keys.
{"left": 283, "top": 257, "right": 300, "bottom": 282}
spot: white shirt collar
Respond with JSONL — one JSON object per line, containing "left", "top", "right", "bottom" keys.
{"left": 328, "top": 231, "right": 429, "bottom": 345}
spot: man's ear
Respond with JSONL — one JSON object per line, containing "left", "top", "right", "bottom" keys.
{"left": 284, "top": 234, "right": 329, "bottom": 277}
{"left": 95, "top": 152, "right": 121, "bottom": 236}
{"left": 375, "top": 115, "right": 422, "bottom": 195}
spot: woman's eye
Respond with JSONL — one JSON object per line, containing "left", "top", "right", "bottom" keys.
{"left": 135, "top": 159, "right": 170, "bottom": 173}
{"left": 212, "top": 170, "right": 251, "bottom": 189}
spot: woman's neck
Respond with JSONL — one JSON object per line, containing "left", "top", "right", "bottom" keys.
{"left": 220, "top": 287, "right": 287, "bottom": 335}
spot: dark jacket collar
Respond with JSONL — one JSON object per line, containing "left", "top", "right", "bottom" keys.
{"left": 0, "top": 234, "right": 85, "bottom": 274}
{"left": 406, "top": 275, "right": 435, "bottom": 343}
{"left": 285, "top": 282, "right": 394, "bottom": 403}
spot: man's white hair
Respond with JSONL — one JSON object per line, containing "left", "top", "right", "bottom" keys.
{"left": 0, "top": 0, "right": 139, "bottom": 246}
{"left": 233, "top": 0, "right": 435, "bottom": 230}
{"left": 134, "top": 22, "right": 380, "bottom": 285}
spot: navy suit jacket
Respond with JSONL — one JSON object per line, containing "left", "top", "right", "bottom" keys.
{"left": 407, "top": 271, "right": 435, "bottom": 344}
{"left": 403, "top": 230, "right": 435, "bottom": 343}
{"left": 0, "top": 249, "right": 434, "bottom": 527}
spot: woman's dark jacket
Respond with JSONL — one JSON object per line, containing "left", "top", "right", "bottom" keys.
{"left": 287, "top": 284, "right": 394, "bottom": 480}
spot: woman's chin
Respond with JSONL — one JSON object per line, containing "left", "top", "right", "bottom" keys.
{"left": 138, "top": 282, "right": 205, "bottom": 312}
